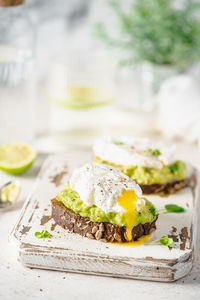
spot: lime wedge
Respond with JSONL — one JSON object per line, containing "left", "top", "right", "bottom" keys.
{"left": 48, "top": 85, "right": 114, "bottom": 110}
{"left": 0, "top": 143, "right": 37, "bottom": 175}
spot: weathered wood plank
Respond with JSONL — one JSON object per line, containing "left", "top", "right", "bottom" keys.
{"left": 10, "top": 153, "right": 199, "bottom": 282}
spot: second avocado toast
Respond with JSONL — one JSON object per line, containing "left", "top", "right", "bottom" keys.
{"left": 93, "top": 136, "right": 193, "bottom": 195}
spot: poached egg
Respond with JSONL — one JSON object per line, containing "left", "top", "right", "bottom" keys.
{"left": 93, "top": 136, "right": 177, "bottom": 169}
{"left": 69, "top": 163, "right": 146, "bottom": 241}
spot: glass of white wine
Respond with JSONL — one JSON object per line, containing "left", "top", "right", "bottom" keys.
{"left": 47, "top": 51, "right": 115, "bottom": 148}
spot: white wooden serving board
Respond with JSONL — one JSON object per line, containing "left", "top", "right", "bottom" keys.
{"left": 10, "top": 153, "right": 199, "bottom": 282}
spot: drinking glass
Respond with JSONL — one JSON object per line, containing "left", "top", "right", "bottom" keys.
{"left": 47, "top": 53, "right": 115, "bottom": 148}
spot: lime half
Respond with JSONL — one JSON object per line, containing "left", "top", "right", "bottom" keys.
{"left": 48, "top": 85, "right": 114, "bottom": 110}
{"left": 0, "top": 143, "right": 37, "bottom": 175}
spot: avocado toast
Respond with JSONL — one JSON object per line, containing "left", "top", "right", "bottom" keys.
{"left": 52, "top": 164, "right": 157, "bottom": 242}
{"left": 93, "top": 137, "right": 193, "bottom": 195}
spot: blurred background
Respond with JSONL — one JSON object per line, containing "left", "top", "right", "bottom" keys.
{"left": 1, "top": 0, "right": 200, "bottom": 151}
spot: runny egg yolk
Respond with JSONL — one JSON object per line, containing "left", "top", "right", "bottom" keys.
{"left": 117, "top": 189, "right": 139, "bottom": 242}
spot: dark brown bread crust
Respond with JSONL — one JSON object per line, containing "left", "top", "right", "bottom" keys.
{"left": 140, "top": 177, "right": 191, "bottom": 196}
{"left": 51, "top": 199, "right": 157, "bottom": 243}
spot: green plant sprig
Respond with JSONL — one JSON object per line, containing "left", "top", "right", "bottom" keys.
{"left": 152, "top": 149, "right": 161, "bottom": 156}
{"left": 145, "top": 236, "right": 173, "bottom": 247}
{"left": 94, "top": 0, "right": 200, "bottom": 70}
{"left": 35, "top": 227, "right": 51, "bottom": 239}
{"left": 157, "top": 204, "right": 185, "bottom": 214}
{"left": 169, "top": 163, "right": 179, "bottom": 174}
{"left": 113, "top": 141, "right": 124, "bottom": 146}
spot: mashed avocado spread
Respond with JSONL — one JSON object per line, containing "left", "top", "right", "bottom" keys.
{"left": 56, "top": 185, "right": 156, "bottom": 227}
{"left": 93, "top": 156, "right": 186, "bottom": 185}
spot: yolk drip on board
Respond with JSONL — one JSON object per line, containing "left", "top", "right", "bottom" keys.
{"left": 117, "top": 189, "right": 140, "bottom": 241}
{"left": 116, "top": 234, "right": 150, "bottom": 246}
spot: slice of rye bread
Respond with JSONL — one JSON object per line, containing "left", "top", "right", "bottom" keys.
{"left": 51, "top": 199, "right": 158, "bottom": 243}
{"left": 139, "top": 177, "right": 191, "bottom": 196}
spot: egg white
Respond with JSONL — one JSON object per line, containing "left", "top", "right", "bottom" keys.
{"left": 69, "top": 163, "right": 144, "bottom": 214}
{"left": 93, "top": 136, "right": 178, "bottom": 169}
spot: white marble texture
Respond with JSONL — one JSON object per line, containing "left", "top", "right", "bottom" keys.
{"left": 0, "top": 143, "right": 200, "bottom": 300}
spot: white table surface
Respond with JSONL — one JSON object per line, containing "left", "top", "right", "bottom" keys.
{"left": 0, "top": 144, "right": 200, "bottom": 300}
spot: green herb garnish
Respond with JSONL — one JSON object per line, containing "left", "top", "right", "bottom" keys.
{"left": 114, "top": 141, "right": 124, "bottom": 146}
{"left": 152, "top": 149, "right": 161, "bottom": 156}
{"left": 157, "top": 204, "right": 185, "bottom": 214}
{"left": 149, "top": 206, "right": 156, "bottom": 217}
{"left": 145, "top": 148, "right": 151, "bottom": 155}
{"left": 169, "top": 163, "right": 179, "bottom": 173}
{"left": 159, "top": 236, "right": 174, "bottom": 247}
{"left": 35, "top": 228, "right": 51, "bottom": 239}
{"left": 145, "top": 236, "right": 173, "bottom": 247}
{"left": 164, "top": 204, "right": 185, "bottom": 213}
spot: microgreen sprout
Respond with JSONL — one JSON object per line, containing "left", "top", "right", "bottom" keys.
{"left": 145, "top": 148, "right": 151, "bottom": 155}
{"left": 145, "top": 236, "right": 173, "bottom": 247}
{"left": 149, "top": 206, "right": 156, "bottom": 217}
{"left": 169, "top": 163, "right": 179, "bottom": 173}
{"left": 164, "top": 204, "right": 185, "bottom": 213}
{"left": 114, "top": 141, "right": 124, "bottom": 146}
{"left": 152, "top": 149, "right": 161, "bottom": 156}
{"left": 157, "top": 204, "right": 185, "bottom": 214}
{"left": 35, "top": 227, "right": 51, "bottom": 239}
